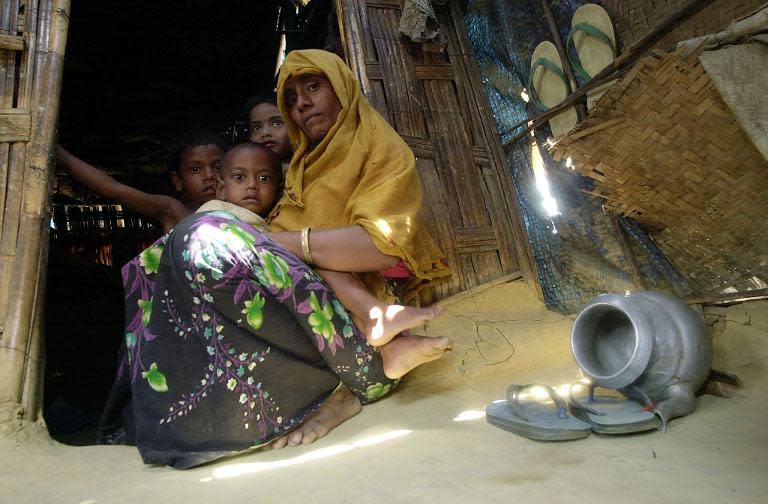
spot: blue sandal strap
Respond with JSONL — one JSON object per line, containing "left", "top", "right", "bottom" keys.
{"left": 569, "top": 383, "right": 605, "bottom": 416}
{"left": 507, "top": 383, "right": 568, "bottom": 422}
{"left": 527, "top": 57, "right": 570, "bottom": 112}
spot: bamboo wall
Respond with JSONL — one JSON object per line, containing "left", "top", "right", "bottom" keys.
{"left": 551, "top": 47, "right": 768, "bottom": 295}
{"left": 601, "top": 0, "right": 766, "bottom": 50}
{"left": 0, "top": 0, "right": 70, "bottom": 421}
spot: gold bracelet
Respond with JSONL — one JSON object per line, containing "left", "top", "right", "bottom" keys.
{"left": 301, "top": 227, "right": 314, "bottom": 265}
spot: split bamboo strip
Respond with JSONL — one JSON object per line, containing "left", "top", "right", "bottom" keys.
{"left": 0, "top": 33, "right": 24, "bottom": 50}
{"left": 0, "top": 108, "right": 31, "bottom": 142}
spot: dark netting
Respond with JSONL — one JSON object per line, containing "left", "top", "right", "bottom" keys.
{"left": 464, "top": 0, "right": 690, "bottom": 313}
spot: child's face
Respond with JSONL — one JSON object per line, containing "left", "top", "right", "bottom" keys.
{"left": 249, "top": 103, "right": 292, "bottom": 161}
{"left": 171, "top": 144, "right": 223, "bottom": 207}
{"left": 283, "top": 75, "right": 342, "bottom": 144}
{"left": 221, "top": 146, "right": 279, "bottom": 217}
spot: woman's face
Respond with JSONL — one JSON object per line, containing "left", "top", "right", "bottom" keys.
{"left": 283, "top": 74, "right": 342, "bottom": 144}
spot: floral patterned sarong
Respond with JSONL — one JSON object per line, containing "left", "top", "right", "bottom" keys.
{"left": 98, "top": 211, "right": 396, "bottom": 469}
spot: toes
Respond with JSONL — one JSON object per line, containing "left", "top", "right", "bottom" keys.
{"left": 301, "top": 429, "right": 318, "bottom": 445}
{"left": 288, "top": 430, "right": 304, "bottom": 446}
{"left": 272, "top": 436, "right": 288, "bottom": 449}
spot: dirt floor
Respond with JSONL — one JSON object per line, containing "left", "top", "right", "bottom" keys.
{"left": 2, "top": 281, "right": 767, "bottom": 503}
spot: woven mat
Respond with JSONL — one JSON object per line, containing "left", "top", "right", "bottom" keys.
{"left": 550, "top": 48, "right": 768, "bottom": 294}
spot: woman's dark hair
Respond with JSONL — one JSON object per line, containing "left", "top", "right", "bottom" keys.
{"left": 167, "top": 129, "right": 229, "bottom": 173}
{"left": 243, "top": 91, "right": 278, "bottom": 123}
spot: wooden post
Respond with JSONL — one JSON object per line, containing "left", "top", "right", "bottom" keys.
{"left": 0, "top": 0, "right": 70, "bottom": 421}
{"left": 610, "top": 214, "right": 645, "bottom": 290}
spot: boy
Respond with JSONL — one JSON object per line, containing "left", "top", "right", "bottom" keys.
{"left": 57, "top": 130, "right": 227, "bottom": 233}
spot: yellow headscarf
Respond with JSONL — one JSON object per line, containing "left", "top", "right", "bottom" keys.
{"left": 269, "top": 49, "right": 450, "bottom": 300}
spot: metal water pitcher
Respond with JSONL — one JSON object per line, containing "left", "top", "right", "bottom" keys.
{"left": 571, "top": 291, "right": 712, "bottom": 428}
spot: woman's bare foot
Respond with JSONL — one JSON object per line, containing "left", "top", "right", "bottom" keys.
{"left": 364, "top": 304, "right": 443, "bottom": 347}
{"left": 271, "top": 384, "right": 362, "bottom": 449}
{"left": 379, "top": 334, "right": 452, "bottom": 379}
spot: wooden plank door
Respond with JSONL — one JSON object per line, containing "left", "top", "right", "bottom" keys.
{"left": 335, "top": 0, "right": 538, "bottom": 303}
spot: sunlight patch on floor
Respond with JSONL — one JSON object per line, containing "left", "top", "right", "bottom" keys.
{"left": 453, "top": 410, "right": 485, "bottom": 422}
{"left": 206, "top": 429, "right": 412, "bottom": 480}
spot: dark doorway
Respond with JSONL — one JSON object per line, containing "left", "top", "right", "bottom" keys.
{"left": 46, "top": 0, "right": 336, "bottom": 444}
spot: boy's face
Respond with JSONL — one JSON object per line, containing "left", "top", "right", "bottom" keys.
{"left": 221, "top": 146, "right": 279, "bottom": 217}
{"left": 171, "top": 144, "right": 223, "bottom": 207}
{"left": 283, "top": 75, "right": 342, "bottom": 144}
{"left": 249, "top": 103, "right": 292, "bottom": 162}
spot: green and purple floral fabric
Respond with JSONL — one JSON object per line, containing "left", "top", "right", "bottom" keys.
{"left": 101, "top": 211, "right": 395, "bottom": 469}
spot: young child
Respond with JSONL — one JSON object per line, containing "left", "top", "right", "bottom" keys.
{"left": 209, "top": 141, "right": 441, "bottom": 348}
{"left": 57, "top": 130, "right": 227, "bottom": 233}
{"left": 244, "top": 92, "right": 293, "bottom": 173}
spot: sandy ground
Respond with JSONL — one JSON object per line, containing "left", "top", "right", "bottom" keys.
{"left": 2, "top": 281, "right": 767, "bottom": 503}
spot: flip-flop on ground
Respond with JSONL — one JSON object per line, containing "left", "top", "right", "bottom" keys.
{"left": 486, "top": 383, "right": 591, "bottom": 441}
{"left": 569, "top": 383, "right": 660, "bottom": 435}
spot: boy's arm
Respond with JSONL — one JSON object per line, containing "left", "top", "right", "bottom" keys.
{"left": 57, "top": 145, "right": 189, "bottom": 233}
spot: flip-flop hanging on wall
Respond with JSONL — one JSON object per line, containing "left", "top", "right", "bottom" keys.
{"left": 528, "top": 41, "right": 579, "bottom": 138}
{"left": 567, "top": 4, "right": 618, "bottom": 110}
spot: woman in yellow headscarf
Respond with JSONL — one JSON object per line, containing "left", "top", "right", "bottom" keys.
{"left": 269, "top": 49, "right": 450, "bottom": 294}
{"left": 265, "top": 49, "right": 453, "bottom": 447}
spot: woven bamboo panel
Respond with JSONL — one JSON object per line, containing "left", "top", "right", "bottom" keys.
{"left": 601, "top": 0, "right": 766, "bottom": 50}
{"left": 551, "top": 48, "right": 768, "bottom": 294}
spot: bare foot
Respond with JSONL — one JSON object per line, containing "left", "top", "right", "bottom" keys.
{"left": 379, "top": 334, "right": 452, "bottom": 379}
{"left": 364, "top": 304, "right": 443, "bottom": 347}
{"left": 279, "top": 384, "right": 362, "bottom": 447}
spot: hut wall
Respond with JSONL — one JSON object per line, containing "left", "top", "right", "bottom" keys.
{"left": 601, "top": 0, "right": 766, "bottom": 50}
{"left": 463, "top": 0, "right": 698, "bottom": 313}
{"left": 335, "top": 0, "right": 539, "bottom": 304}
{"left": 0, "top": 0, "right": 70, "bottom": 420}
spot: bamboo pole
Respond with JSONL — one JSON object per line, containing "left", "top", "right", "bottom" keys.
{"left": 334, "top": 0, "right": 372, "bottom": 97}
{"left": 0, "top": 34, "right": 24, "bottom": 50}
{"left": 610, "top": 214, "right": 645, "bottom": 290}
{"left": 0, "top": 0, "right": 26, "bottom": 370}
{"left": 0, "top": 0, "right": 70, "bottom": 420}
{"left": 686, "top": 288, "right": 768, "bottom": 306}
{"left": 503, "top": 0, "right": 714, "bottom": 149}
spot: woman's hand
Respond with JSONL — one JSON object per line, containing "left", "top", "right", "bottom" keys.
{"left": 269, "top": 225, "right": 399, "bottom": 272}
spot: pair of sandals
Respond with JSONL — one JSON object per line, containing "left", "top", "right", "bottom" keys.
{"left": 486, "top": 382, "right": 661, "bottom": 441}
{"left": 528, "top": 4, "right": 617, "bottom": 138}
